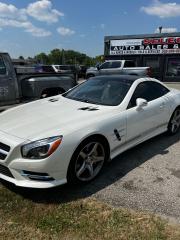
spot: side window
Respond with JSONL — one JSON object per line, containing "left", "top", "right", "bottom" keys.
{"left": 166, "top": 58, "right": 180, "bottom": 76}
{"left": 0, "top": 57, "right": 6, "bottom": 75}
{"left": 100, "top": 61, "right": 121, "bottom": 69}
{"left": 124, "top": 61, "right": 135, "bottom": 68}
{"left": 110, "top": 61, "right": 121, "bottom": 68}
{"left": 143, "top": 57, "right": 160, "bottom": 77}
{"left": 100, "top": 62, "right": 111, "bottom": 69}
{"left": 148, "top": 82, "right": 169, "bottom": 98}
{"left": 128, "top": 81, "right": 169, "bottom": 109}
{"left": 128, "top": 82, "right": 150, "bottom": 108}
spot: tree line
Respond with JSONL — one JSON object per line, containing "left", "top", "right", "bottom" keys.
{"left": 23, "top": 49, "right": 104, "bottom": 67}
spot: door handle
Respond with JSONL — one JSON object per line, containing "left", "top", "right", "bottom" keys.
{"left": 160, "top": 103, "right": 165, "bottom": 109}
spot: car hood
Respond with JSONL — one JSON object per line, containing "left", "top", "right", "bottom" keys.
{"left": 0, "top": 96, "right": 113, "bottom": 140}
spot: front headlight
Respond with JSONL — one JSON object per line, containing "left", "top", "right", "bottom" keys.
{"left": 21, "top": 136, "right": 63, "bottom": 159}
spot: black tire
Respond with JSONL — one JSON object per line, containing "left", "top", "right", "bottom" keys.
{"left": 67, "top": 136, "right": 109, "bottom": 184}
{"left": 167, "top": 107, "right": 180, "bottom": 135}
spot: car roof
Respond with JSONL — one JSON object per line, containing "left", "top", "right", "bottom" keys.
{"left": 91, "top": 75, "right": 140, "bottom": 83}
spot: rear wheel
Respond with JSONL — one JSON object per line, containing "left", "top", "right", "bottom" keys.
{"left": 167, "top": 107, "right": 180, "bottom": 135}
{"left": 67, "top": 137, "right": 108, "bottom": 184}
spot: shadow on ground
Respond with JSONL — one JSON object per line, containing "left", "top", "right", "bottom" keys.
{"left": 1, "top": 132, "right": 180, "bottom": 204}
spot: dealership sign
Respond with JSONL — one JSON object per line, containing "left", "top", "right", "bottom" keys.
{"left": 110, "top": 37, "right": 180, "bottom": 55}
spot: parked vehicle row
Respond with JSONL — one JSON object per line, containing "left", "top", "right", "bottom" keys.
{"left": 86, "top": 60, "right": 151, "bottom": 79}
{"left": 104, "top": 33, "right": 180, "bottom": 82}
{"left": 0, "top": 75, "right": 180, "bottom": 188}
{"left": 0, "top": 53, "right": 77, "bottom": 110}
{"left": 52, "top": 64, "right": 87, "bottom": 79}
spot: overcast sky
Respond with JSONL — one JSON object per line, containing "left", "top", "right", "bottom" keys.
{"left": 0, "top": 0, "right": 180, "bottom": 58}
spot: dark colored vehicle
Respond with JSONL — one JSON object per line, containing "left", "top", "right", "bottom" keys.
{"left": 52, "top": 65, "right": 79, "bottom": 82}
{"left": 104, "top": 32, "right": 180, "bottom": 82}
{"left": 78, "top": 65, "right": 87, "bottom": 78}
{"left": 52, "top": 65, "right": 80, "bottom": 73}
{"left": 35, "top": 65, "right": 55, "bottom": 73}
{"left": 52, "top": 65, "right": 71, "bottom": 73}
{"left": 0, "top": 53, "right": 77, "bottom": 110}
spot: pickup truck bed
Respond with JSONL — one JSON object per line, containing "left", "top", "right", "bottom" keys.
{"left": 0, "top": 52, "right": 77, "bottom": 109}
{"left": 18, "top": 72, "right": 76, "bottom": 100}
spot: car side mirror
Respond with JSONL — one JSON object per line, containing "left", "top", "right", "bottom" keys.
{"left": 136, "top": 98, "right": 148, "bottom": 109}
{"left": 97, "top": 65, "right": 100, "bottom": 70}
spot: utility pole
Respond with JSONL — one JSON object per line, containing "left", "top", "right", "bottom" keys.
{"left": 62, "top": 49, "right": 65, "bottom": 64}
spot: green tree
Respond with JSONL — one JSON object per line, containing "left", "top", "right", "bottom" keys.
{"left": 34, "top": 49, "right": 104, "bottom": 67}
{"left": 35, "top": 53, "right": 49, "bottom": 64}
{"left": 94, "top": 55, "right": 104, "bottom": 64}
{"left": 18, "top": 56, "right": 24, "bottom": 60}
{"left": 48, "top": 49, "right": 62, "bottom": 64}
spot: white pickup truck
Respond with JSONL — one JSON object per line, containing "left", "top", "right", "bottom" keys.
{"left": 86, "top": 60, "right": 151, "bottom": 79}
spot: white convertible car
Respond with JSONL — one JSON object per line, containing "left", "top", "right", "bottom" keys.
{"left": 0, "top": 75, "right": 180, "bottom": 188}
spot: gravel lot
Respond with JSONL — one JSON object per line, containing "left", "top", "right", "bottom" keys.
{"left": 67, "top": 131, "right": 180, "bottom": 223}
{"left": 166, "top": 82, "right": 180, "bottom": 90}
{"left": 93, "top": 132, "right": 180, "bottom": 223}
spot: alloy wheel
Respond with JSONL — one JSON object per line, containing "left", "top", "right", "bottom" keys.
{"left": 170, "top": 108, "right": 180, "bottom": 134}
{"left": 75, "top": 141, "right": 105, "bottom": 182}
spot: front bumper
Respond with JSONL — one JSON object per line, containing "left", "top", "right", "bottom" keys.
{"left": 0, "top": 130, "right": 68, "bottom": 188}
{"left": 0, "top": 172, "right": 67, "bottom": 188}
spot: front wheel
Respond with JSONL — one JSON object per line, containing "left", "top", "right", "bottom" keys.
{"left": 167, "top": 107, "right": 180, "bottom": 135}
{"left": 67, "top": 137, "right": 108, "bottom": 184}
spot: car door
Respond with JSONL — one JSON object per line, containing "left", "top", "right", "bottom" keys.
{"left": 126, "top": 81, "right": 170, "bottom": 144}
{"left": 98, "top": 62, "right": 110, "bottom": 75}
{"left": 99, "top": 61, "right": 122, "bottom": 75}
{"left": 105, "top": 61, "right": 122, "bottom": 75}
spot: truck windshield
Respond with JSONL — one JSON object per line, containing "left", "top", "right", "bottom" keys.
{"left": 63, "top": 77, "right": 132, "bottom": 106}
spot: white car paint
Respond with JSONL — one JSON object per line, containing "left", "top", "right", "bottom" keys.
{"left": 0, "top": 77, "right": 180, "bottom": 188}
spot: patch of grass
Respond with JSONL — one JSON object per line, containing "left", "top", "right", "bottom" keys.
{"left": 0, "top": 185, "right": 180, "bottom": 240}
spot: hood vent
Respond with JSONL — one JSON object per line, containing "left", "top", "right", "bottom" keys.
{"left": 48, "top": 98, "right": 59, "bottom": 102}
{"left": 78, "top": 106, "right": 99, "bottom": 111}
{"left": 0, "top": 142, "right": 11, "bottom": 160}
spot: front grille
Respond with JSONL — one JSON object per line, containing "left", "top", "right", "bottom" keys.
{"left": 0, "top": 164, "right": 14, "bottom": 178}
{"left": 0, "top": 142, "right": 11, "bottom": 160}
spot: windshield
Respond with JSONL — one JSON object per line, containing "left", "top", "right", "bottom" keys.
{"left": 63, "top": 77, "right": 133, "bottom": 106}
